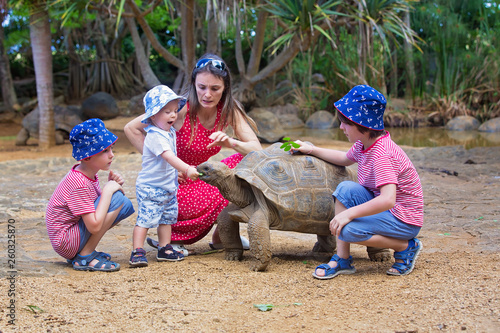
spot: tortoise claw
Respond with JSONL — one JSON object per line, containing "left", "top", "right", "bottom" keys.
{"left": 225, "top": 249, "right": 243, "bottom": 261}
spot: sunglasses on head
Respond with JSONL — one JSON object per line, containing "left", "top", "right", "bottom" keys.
{"left": 195, "top": 58, "right": 226, "bottom": 71}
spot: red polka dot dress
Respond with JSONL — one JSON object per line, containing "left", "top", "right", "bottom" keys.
{"left": 174, "top": 103, "right": 243, "bottom": 244}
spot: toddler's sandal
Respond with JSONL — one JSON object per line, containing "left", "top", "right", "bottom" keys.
{"left": 157, "top": 244, "right": 185, "bottom": 262}
{"left": 387, "top": 238, "right": 422, "bottom": 276}
{"left": 312, "top": 254, "right": 356, "bottom": 280}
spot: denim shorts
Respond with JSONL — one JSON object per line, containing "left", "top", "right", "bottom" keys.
{"left": 78, "top": 191, "right": 135, "bottom": 252}
{"left": 333, "top": 181, "right": 421, "bottom": 243}
{"left": 136, "top": 185, "right": 178, "bottom": 229}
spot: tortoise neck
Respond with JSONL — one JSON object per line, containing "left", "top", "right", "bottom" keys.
{"left": 219, "top": 175, "right": 253, "bottom": 207}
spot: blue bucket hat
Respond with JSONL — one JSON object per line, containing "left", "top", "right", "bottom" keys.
{"left": 142, "top": 85, "right": 187, "bottom": 124}
{"left": 334, "top": 85, "right": 386, "bottom": 130}
{"left": 69, "top": 118, "right": 118, "bottom": 161}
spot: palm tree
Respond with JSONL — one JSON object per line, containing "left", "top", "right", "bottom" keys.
{"left": 234, "top": 0, "right": 347, "bottom": 106}
{"left": 22, "top": 0, "right": 55, "bottom": 148}
{"left": 349, "top": 0, "right": 422, "bottom": 91}
{"left": 0, "top": 0, "right": 19, "bottom": 112}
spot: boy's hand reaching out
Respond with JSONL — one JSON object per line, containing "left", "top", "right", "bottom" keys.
{"left": 108, "top": 170, "right": 124, "bottom": 185}
{"left": 290, "top": 140, "right": 314, "bottom": 155}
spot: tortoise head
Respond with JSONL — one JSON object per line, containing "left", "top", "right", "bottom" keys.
{"left": 197, "top": 161, "right": 232, "bottom": 187}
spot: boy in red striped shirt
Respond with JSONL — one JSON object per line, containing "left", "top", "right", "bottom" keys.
{"left": 293, "top": 85, "right": 423, "bottom": 279}
{"left": 46, "top": 119, "right": 134, "bottom": 272}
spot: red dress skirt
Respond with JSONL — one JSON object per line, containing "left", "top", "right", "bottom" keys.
{"left": 173, "top": 104, "right": 243, "bottom": 244}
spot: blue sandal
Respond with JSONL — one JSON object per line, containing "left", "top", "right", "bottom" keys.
{"left": 387, "top": 238, "right": 422, "bottom": 276}
{"left": 72, "top": 251, "right": 120, "bottom": 272}
{"left": 312, "top": 254, "right": 356, "bottom": 280}
{"left": 67, "top": 251, "right": 110, "bottom": 265}
{"left": 157, "top": 244, "right": 184, "bottom": 262}
{"left": 129, "top": 248, "right": 148, "bottom": 267}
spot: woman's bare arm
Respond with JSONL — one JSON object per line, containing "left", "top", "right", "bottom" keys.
{"left": 207, "top": 111, "right": 262, "bottom": 155}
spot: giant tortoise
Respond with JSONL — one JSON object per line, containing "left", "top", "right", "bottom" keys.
{"left": 197, "top": 143, "right": 390, "bottom": 271}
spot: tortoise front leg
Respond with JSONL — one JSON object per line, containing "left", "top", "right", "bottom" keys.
{"left": 367, "top": 246, "right": 391, "bottom": 261}
{"left": 313, "top": 234, "right": 337, "bottom": 253}
{"left": 218, "top": 204, "right": 244, "bottom": 261}
{"left": 247, "top": 208, "right": 271, "bottom": 271}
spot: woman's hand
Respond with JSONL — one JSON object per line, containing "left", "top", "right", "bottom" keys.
{"left": 207, "top": 131, "right": 234, "bottom": 149}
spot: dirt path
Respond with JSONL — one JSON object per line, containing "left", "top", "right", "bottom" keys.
{"left": 0, "top": 118, "right": 499, "bottom": 332}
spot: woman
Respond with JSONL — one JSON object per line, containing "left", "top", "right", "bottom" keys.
{"left": 124, "top": 54, "right": 262, "bottom": 255}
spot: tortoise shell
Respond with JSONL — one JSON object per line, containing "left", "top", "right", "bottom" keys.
{"left": 233, "top": 143, "right": 353, "bottom": 232}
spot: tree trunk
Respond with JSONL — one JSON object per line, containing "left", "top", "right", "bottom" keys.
{"left": 124, "top": 13, "right": 161, "bottom": 89}
{"left": 246, "top": 10, "right": 268, "bottom": 77}
{"left": 357, "top": 2, "right": 367, "bottom": 82}
{"left": 64, "top": 28, "right": 85, "bottom": 101}
{"left": 126, "top": 0, "right": 184, "bottom": 71}
{"left": 390, "top": 43, "right": 398, "bottom": 98}
{"left": 29, "top": 0, "right": 55, "bottom": 149}
{"left": 180, "top": 0, "right": 196, "bottom": 87}
{"left": 205, "top": 1, "right": 218, "bottom": 54}
{"left": 0, "top": 22, "right": 19, "bottom": 111}
{"left": 404, "top": 10, "right": 415, "bottom": 102}
{"left": 234, "top": 8, "right": 246, "bottom": 76}
{"left": 236, "top": 20, "right": 329, "bottom": 105}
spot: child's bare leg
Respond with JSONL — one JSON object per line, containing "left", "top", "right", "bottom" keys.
{"left": 356, "top": 235, "right": 409, "bottom": 274}
{"left": 133, "top": 226, "right": 149, "bottom": 249}
{"left": 314, "top": 198, "right": 352, "bottom": 277}
{"left": 314, "top": 238, "right": 351, "bottom": 277}
{"left": 158, "top": 224, "right": 173, "bottom": 252}
{"left": 77, "top": 204, "right": 123, "bottom": 268}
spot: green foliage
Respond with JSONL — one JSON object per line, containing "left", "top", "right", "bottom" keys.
{"left": 408, "top": 0, "right": 500, "bottom": 118}
{"left": 263, "top": 0, "right": 344, "bottom": 54}
{"left": 279, "top": 137, "right": 300, "bottom": 151}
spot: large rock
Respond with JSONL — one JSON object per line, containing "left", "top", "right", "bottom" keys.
{"left": 127, "top": 92, "right": 147, "bottom": 116}
{"left": 247, "top": 108, "right": 285, "bottom": 143}
{"left": 81, "top": 92, "right": 119, "bottom": 120}
{"left": 478, "top": 117, "right": 500, "bottom": 133}
{"left": 279, "top": 114, "right": 304, "bottom": 129}
{"left": 445, "top": 116, "right": 480, "bottom": 131}
{"left": 305, "top": 110, "right": 339, "bottom": 129}
{"left": 266, "top": 103, "right": 300, "bottom": 117}
{"left": 16, "top": 105, "right": 85, "bottom": 145}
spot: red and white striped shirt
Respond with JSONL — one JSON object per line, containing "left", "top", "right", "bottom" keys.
{"left": 346, "top": 132, "right": 424, "bottom": 227}
{"left": 46, "top": 165, "right": 101, "bottom": 259}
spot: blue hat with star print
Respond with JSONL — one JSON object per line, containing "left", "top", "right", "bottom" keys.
{"left": 69, "top": 118, "right": 118, "bottom": 161}
{"left": 142, "top": 85, "right": 186, "bottom": 124}
{"left": 334, "top": 85, "right": 386, "bottom": 130}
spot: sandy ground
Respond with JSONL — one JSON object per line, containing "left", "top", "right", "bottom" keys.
{"left": 0, "top": 118, "right": 499, "bottom": 332}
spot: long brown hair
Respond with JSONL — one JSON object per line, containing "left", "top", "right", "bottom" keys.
{"left": 183, "top": 53, "right": 257, "bottom": 144}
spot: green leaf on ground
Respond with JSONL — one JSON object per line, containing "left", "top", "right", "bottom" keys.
{"left": 254, "top": 304, "right": 274, "bottom": 311}
{"left": 25, "top": 305, "right": 44, "bottom": 313}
